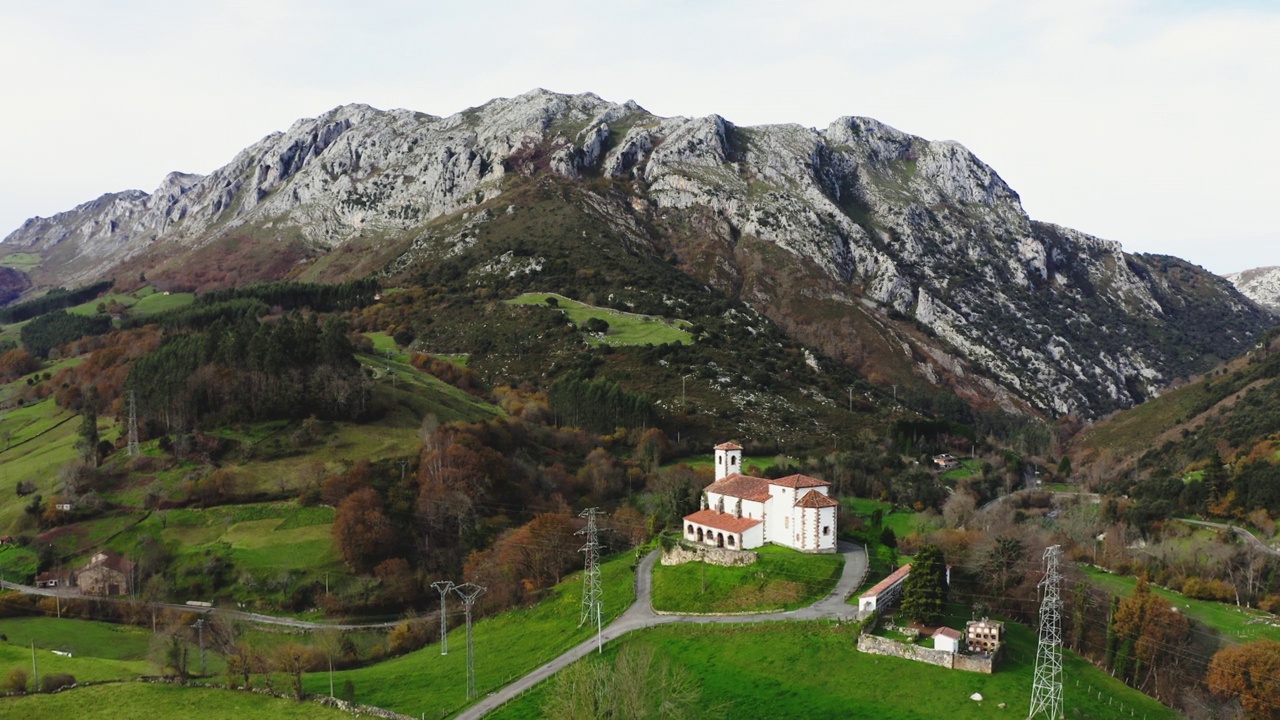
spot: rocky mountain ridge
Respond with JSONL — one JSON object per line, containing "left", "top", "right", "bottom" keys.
{"left": 1226, "top": 266, "right": 1280, "bottom": 313}
{"left": 2, "top": 89, "right": 1272, "bottom": 418}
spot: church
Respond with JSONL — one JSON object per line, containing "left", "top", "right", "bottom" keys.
{"left": 683, "top": 442, "right": 838, "bottom": 553}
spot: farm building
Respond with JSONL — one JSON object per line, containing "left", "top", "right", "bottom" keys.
{"left": 933, "top": 627, "right": 963, "bottom": 653}
{"left": 76, "top": 550, "right": 135, "bottom": 596}
{"left": 966, "top": 618, "right": 1005, "bottom": 653}
{"left": 683, "top": 442, "right": 838, "bottom": 553}
{"left": 857, "top": 563, "right": 912, "bottom": 612}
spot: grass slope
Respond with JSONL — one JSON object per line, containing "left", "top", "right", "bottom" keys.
{"left": 0, "top": 616, "right": 152, "bottom": 661}
{"left": 0, "top": 683, "right": 353, "bottom": 719}
{"left": 301, "top": 552, "right": 637, "bottom": 717}
{"left": 1082, "top": 565, "right": 1280, "bottom": 643}
{"left": 508, "top": 293, "right": 693, "bottom": 346}
{"left": 491, "top": 621, "right": 1177, "bottom": 720}
{"left": 651, "top": 545, "right": 843, "bottom": 613}
{"left": 0, "top": 639, "right": 148, "bottom": 683}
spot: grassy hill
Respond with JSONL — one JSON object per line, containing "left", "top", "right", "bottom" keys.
{"left": 489, "top": 620, "right": 1177, "bottom": 720}
{"left": 300, "top": 551, "right": 637, "bottom": 717}
{"left": 651, "top": 545, "right": 843, "bottom": 613}
{"left": 0, "top": 683, "right": 353, "bottom": 719}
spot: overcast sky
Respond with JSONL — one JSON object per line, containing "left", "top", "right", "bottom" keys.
{"left": 1, "top": 0, "right": 1276, "bottom": 274}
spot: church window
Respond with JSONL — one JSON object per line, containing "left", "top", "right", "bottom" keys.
{"left": 784, "top": 517, "right": 789, "bottom": 529}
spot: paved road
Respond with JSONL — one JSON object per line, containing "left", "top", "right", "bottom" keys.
{"left": 1181, "top": 518, "right": 1280, "bottom": 558}
{"left": 0, "top": 579, "right": 409, "bottom": 630}
{"left": 458, "top": 541, "right": 868, "bottom": 719}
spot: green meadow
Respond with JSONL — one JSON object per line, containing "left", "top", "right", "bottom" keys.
{"left": 508, "top": 293, "right": 694, "bottom": 346}
{"left": 0, "top": 683, "right": 353, "bottom": 719}
{"left": 651, "top": 545, "right": 843, "bottom": 613}
{"left": 1082, "top": 565, "right": 1280, "bottom": 643}
{"left": 490, "top": 620, "right": 1177, "bottom": 720}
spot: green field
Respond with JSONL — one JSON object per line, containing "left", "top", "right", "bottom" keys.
{"left": 0, "top": 616, "right": 152, "bottom": 662}
{"left": 662, "top": 453, "right": 795, "bottom": 476}
{"left": 842, "top": 497, "right": 938, "bottom": 539}
{"left": 0, "top": 636, "right": 149, "bottom": 683}
{"left": 0, "top": 683, "right": 353, "bottom": 719}
{"left": 651, "top": 545, "right": 843, "bottom": 613}
{"left": 1082, "top": 565, "right": 1280, "bottom": 643}
{"left": 0, "top": 252, "right": 41, "bottom": 272}
{"left": 508, "top": 293, "right": 694, "bottom": 346}
{"left": 301, "top": 552, "right": 637, "bottom": 717}
{"left": 490, "top": 620, "right": 1177, "bottom": 720}
{"left": 0, "top": 397, "right": 80, "bottom": 535}
{"left": 65, "top": 287, "right": 195, "bottom": 318}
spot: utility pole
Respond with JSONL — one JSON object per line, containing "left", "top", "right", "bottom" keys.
{"left": 31, "top": 640, "right": 39, "bottom": 692}
{"left": 452, "top": 583, "right": 486, "bottom": 700}
{"left": 431, "top": 580, "right": 455, "bottom": 655}
{"left": 1028, "top": 545, "right": 1064, "bottom": 720}
{"left": 192, "top": 617, "right": 207, "bottom": 677}
{"left": 127, "top": 390, "right": 140, "bottom": 456}
{"left": 577, "top": 508, "right": 604, "bottom": 653}
{"left": 681, "top": 374, "right": 690, "bottom": 407}
{"left": 848, "top": 386, "right": 853, "bottom": 413}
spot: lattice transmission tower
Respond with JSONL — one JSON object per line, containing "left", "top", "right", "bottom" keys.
{"left": 431, "top": 580, "right": 455, "bottom": 655}
{"left": 1028, "top": 544, "right": 1064, "bottom": 720}
{"left": 577, "top": 507, "right": 604, "bottom": 653}
{"left": 452, "top": 582, "right": 486, "bottom": 699}
{"left": 127, "top": 390, "right": 140, "bottom": 457}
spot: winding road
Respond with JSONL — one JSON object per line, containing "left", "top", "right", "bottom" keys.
{"left": 458, "top": 541, "right": 868, "bottom": 719}
{"left": 1180, "top": 518, "right": 1280, "bottom": 558}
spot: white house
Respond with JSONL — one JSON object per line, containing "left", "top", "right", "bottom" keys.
{"left": 683, "top": 442, "right": 839, "bottom": 554}
{"left": 933, "top": 627, "right": 963, "bottom": 653}
{"left": 857, "top": 563, "right": 912, "bottom": 612}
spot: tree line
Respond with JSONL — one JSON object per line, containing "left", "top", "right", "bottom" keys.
{"left": 195, "top": 278, "right": 380, "bottom": 313}
{"left": 0, "top": 280, "right": 113, "bottom": 323}
{"left": 128, "top": 313, "right": 370, "bottom": 429}
{"left": 548, "top": 377, "right": 655, "bottom": 433}
{"left": 20, "top": 310, "right": 112, "bottom": 358}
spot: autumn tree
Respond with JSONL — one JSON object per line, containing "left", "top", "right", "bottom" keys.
{"left": 1110, "top": 577, "right": 1193, "bottom": 701}
{"left": 901, "top": 544, "right": 947, "bottom": 625}
{"left": 635, "top": 428, "right": 670, "bottom": 473}
{"left": 333, "top": 487, "right": 398, "bottom": 573}
{"left": 272, "top": 643, "right": 321, "bottom": 701}
{"left": 1207, "top": 639, "right": 1280, "bottom": 718}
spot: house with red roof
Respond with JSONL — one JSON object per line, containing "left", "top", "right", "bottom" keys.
{"left": 857, "top": 562, "right": 911, "bottom": 612}
{"left": 683, "top": 442, "right": 838, "bottom": 553}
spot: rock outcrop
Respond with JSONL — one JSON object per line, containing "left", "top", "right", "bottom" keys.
{"left": 1226, "top": 266, "right": 1280, "bottom": 314}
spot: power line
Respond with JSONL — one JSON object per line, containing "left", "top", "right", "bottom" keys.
{"left": 452, "top": 582, "right": 486, "bottom": 700}
{"left": 1029, "top": 545, "right": 1064, "bottom": 720}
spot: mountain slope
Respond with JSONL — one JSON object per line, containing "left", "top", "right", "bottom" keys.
{"left": 2, "top": 89, "right": 1271, "bottom": 417}
{"left": 1227, "top": 265, "right": 1280, "bottom": 314}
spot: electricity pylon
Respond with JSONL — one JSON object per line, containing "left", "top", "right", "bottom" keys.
{"left": 452, "top": 582, "right": 486, "bottom": 699}
{"left": 1028, "top": 545, "right": 1064, "bottom": 720}
{"left": 127, "top": 390, "right": 140, "bottom": 456}
{"left": 577, "top": 507, "right": 603, "bottom": 653}
{"left": 431, "top": 580, "right": 455, "bottom": 655}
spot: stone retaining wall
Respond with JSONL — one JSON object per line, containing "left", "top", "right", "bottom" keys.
{"left": 661, "top": 541, "right": 756, "bottom": 567}
{"left": 856, "top": 634, "right": 997, "bottom": 674}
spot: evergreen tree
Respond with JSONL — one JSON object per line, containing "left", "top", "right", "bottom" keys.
{"left": 901, "top": 544, "right": 947, "bottom": 625}
{"left": 77, "top": 389, "right": 101, "bottom": 466}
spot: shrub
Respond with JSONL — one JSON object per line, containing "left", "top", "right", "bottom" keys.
{"left": 41, "top": 673, "right": 76, "bottom": 692}
{"left": 3, "top": 667, "right": 29, "bottom": 693}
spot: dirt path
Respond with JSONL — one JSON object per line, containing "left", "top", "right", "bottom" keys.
{"left": 458, "top": 541, "right": 867, "bottom": 719}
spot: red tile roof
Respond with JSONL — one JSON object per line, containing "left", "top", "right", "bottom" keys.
{"left": 714, "top": 441, "right": 743, "bottom": 450}
{"left": 795, "top": 489, "right": 839, "bottom": 508}
{"left": 704, "top": 473, "right": 772, "bottom": 502}
{"left": 861, "top": 563, "right": 912, "bottom": 598}
{"left": 769, "top": 474, "right": 830, "bottom": 489}
{"left": 933, "top": 627, "right": 963, "bottom": 640}
{"left": 684, "top": 509, "right": 763, "bottom": 534}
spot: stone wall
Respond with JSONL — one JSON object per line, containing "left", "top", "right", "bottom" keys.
{"left": 661, "top": 541, "right": 756, "bottom": 567}
{"left": 856, "top": 634, "right": 997, "bottom": 674}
